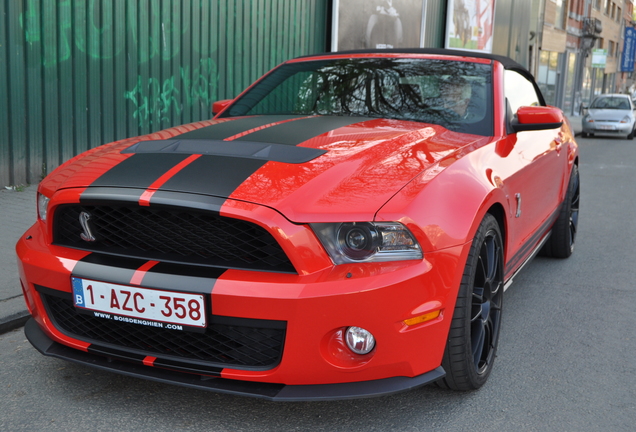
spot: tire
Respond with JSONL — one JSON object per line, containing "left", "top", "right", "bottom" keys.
{"left": 628, "top": 129, "right": 634, "bottom": 140}
{"left": 439, "top": 213, "right": 504, "bottom": 390}
{"left": 543, "top": 164, "right": 580, "bottom": 258}
{"left": 581, "top": 132, "right": 588, "bottom": 138}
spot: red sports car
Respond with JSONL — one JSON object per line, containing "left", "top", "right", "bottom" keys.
{"left": 17, "top": 49, "right": 579, "bottom": 400}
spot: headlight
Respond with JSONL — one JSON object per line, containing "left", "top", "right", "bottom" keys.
{"left": 37, "top": 193, "right": 51, "bottom": 221}
{"left": 311, "top": 222, "right": 422, "bottom": 264}
{"left": 620, "top": 115, "right": 631, "bottom": 124}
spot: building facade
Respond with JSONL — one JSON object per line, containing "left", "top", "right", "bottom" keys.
{"left": 534, "top": 0, "right": 635, "bottom": 115}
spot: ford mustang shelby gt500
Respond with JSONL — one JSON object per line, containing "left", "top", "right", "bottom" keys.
{"left": 17, "top": 49, "right": 579, "bottom": 401}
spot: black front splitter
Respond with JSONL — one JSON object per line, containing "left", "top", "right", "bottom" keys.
{"left": 25, "top": 318, "right": 445, "bottom": 401}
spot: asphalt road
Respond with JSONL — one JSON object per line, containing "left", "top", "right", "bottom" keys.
{"left": 1, "top": 135, "right": 634, "bottom": 432}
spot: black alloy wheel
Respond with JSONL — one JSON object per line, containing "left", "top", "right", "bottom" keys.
{"left": 439, "top": 213, "right": 503, "bottom": 390}
{"left": 543, "top": 164, "right": 580, "bottom": 258}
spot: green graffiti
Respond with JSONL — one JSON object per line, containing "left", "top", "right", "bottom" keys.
{"left": 124, "top": 76, "right": 181, "bottom": 128}
{"left": 20, "top": 0, "right": 40, "bottom": 44}
{"left": 181, "top": 58, "right": 218, "bottom": 108}
{"left": 18, "top": 0, "right": 190, "bottom": 66}
{"left": 124, "top": 58, "right": 218, "bottom": 128}
{"left": 20, "top": 0, "right": 73, "bottom": 67}
{"left": 73, "top": 0, "right": 123, "bottom": 60}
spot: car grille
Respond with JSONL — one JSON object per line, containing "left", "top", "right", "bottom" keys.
{"left": 53, "top": 204, "right": 295, "bottom": 273}
{"left": 40, "top": 291, "right": 286, "bottom": 369}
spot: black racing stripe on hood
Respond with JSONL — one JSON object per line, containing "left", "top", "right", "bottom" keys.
{"left": 159, "top": 155, "right": 267, "bottom": 196}
{"left": 79, "top": 186, "right": 146, "bottom": 204}
{"left": 88, "top": 153, "right": 192, "bottom": 189}
{"left": 176, "top": 115, "right": 304, "bottom": 140}
{"left": 236, "top": 115, "right": 374, "bottom": 144}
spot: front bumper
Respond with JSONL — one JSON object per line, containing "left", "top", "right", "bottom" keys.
{"left": 26, "top": 318, "right": 444, "bottom": 401}
{"left": 17, "top": 208, "right": 468, "bottom": 399}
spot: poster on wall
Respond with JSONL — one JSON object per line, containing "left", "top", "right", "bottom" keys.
{"left": 331, "top": 0, "right": 427, "bottom": 51}
{"left": 444, "top": 0, "right": 496, "bottom": 53}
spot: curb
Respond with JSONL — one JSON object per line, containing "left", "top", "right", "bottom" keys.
{"left": 0, "top": 310, "right": 30, "bottom": 335}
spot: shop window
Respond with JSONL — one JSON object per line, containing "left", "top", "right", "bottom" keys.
{"left": 537, "top": 51, "right": 560, "bottom": 107}
{"left": 563, "top": 53, "right": 577, "bottom": 114}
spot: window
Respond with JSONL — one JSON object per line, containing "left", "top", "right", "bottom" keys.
{"left": 605, "top": 0, "right": 611, "bottom": 15}
{"left": 505, "top": 70, "right": 540, "bottom": 115}
{"left": 609, "top": 40, "right": 615, "bottom": 57}
{"left": 225, "top": 58, "right": 495, "bottom": 136}
{"left": 617, "top": 7, "right": 622, "bottom": 22}
{"left": 594, "top": 0, "right": 601, "bottom": 10}
{"left": 555, "top": 0, "right": 566, "bottom": 29}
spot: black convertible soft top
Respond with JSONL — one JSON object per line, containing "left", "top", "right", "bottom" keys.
{"left": 300, "top": 48, "right": 530, "bottom": 79}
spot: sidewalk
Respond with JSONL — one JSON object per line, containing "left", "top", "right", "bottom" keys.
{"left": 0, "top": 114, "right": 584, "bottom": 335}
{"left": 0, "top": 184, "right": 37, "bottom": 333}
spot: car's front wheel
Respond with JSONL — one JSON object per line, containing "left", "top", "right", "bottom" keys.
{"left": 439, "top": 213, "right": 503, "bottom": 390}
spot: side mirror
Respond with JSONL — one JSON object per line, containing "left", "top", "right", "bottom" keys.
{"left": 511, "top": 106, "right": 563, "bottom": 132}
{"left": 212, "top": 99, "right": 233, "bottom": 116}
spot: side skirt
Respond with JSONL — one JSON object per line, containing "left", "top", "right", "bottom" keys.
{"left": 503, "top": 230, "right": 551, "bottom": 292}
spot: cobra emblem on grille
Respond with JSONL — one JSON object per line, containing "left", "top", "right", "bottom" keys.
{"left": 79, "top": 211, "right": 96, "bottom": 242}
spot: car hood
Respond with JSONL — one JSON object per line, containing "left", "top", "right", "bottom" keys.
{"left": 587, "top": 108, "right": 633, "bottom": 120}
{"left": 44, "top": 115, "right": 486, "bottom": 222}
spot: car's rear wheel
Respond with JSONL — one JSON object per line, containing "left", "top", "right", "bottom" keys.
{"left": 543, "top": 164, "right": 579, "bottom": 258}
{"left": 439, "top": 213, "right": 503, "bottom": 390}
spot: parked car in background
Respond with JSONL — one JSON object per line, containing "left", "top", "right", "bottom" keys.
{"left": 582, "top": 93, "right": 636, "bottom": 139}
{"left": 17, "top": 49, "right": 580, "bottom": 401}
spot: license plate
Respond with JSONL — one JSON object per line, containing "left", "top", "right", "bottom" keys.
{"left": 71, "top": 277, "right": 206, "bottom": 329}
{"left": 598, "top": 125, "right": 615, "bottom": 130}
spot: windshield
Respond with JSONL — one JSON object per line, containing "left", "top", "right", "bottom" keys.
{"left": 222, "top": 58, "right": 494, "bottom": 136}
{"left": 590, "top": 96, "right": 631, "bottom": 110}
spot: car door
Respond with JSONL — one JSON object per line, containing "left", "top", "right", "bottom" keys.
{"left": 499, "top": 70, "right": 566, "bottom": 271}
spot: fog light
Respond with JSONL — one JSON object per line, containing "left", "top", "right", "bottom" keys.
{"left": 345, "top": 326, "right": 375, "bottom": 355}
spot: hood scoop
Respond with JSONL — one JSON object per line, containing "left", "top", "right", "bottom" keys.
{"left": 122, "top": 139, "right": 327, "bottom": 164}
